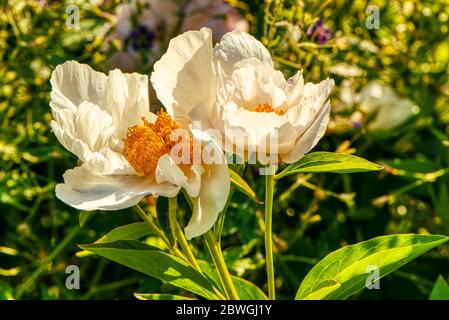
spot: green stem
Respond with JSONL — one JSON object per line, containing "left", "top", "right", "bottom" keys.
{"left": 204, "top": 231, "right": 239, "bottom": 300}
{"left": 134, "top": 205, "right": 170, "bottom": 246}
{"left": 168, "top": 197, "right": 178, "bottom": 244}
{"left": 175, "top": 222, "right": 201, "bottom": 271}
{"left": 265, "top": 171, "right": 276, "bottom": 300}
{"left": 169, "top": 197, "right": 201, "bottom": 271}
{"left": 133, "top": 205, "right": 184, "bottom": 260}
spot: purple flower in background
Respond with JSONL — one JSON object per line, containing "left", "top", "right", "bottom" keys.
{"left": 307, "top": 19, "right": 331, "bottom": 44}
{"left": 129, "top": 24, "right": 156, "bottom": 50}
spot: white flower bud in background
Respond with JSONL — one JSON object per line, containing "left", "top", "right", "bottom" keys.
{"left": 359, "top": 81, "right": 418, "bottom": 131}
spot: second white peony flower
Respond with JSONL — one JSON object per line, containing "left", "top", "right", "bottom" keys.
{"left": 151, "top": 28, "right": 334, "bottom": 165}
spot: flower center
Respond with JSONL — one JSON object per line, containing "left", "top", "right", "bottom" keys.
{"left": 252, "top": 103, "right": 286, "bottom": 116}
{"left": 122, "top": 110, "right": 192, "bottom": 177}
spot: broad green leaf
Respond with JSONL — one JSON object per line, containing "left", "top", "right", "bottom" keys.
{"left": 198, "top": 261, "right": 267, "bottom": 300}
{"left": 156, "top": 197, "right": 174, "bottom": 245}
{"left": 301, "top": 283, "right": 341, "bottom": 300}
{"left": 80, "top": 240, "right": 217, "bottom": 300}
{"left": 79, "top": 211, "right": 94, "bottom": 227}
{"left": 233, "top": 277, "right": 268, "bottom": 300}
{"left": 429, "top": 275, "right": 449, "bottom": 300}
{"left": 228, "top": 168, "right": 262, "bottom": 204}
{"left": 296, "top": 234, "right": 449, "bottom": 300}
{"left": 134, "top": 293, "right": 196, "bottom": 300}
{"left": 276, "top": 152, "right": 382, "bottom": 180}
{"left": 95, "top": 222, "right": 153, "bottom": 243}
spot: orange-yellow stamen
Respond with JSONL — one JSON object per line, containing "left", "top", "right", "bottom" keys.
{"left": 252, "top": 103, "right": 286, "bottom": 115}
{"left": 123, "top": 110, "right": 192, "bottom": 177}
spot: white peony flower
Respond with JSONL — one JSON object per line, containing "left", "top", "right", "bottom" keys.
{"left": 50, "top": 60, "right": 230, "bottom": 239}
{"left": 151, "top": 28, "right": 334, "bottom": 164}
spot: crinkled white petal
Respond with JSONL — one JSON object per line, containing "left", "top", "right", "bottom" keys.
{"left": 190, "top": 125, "right": 235, "bottom": 166}
{"left": 74, "top": 102, "right": 115, "bottom": 151}
{"left": 51, "top": 101, "right": 134, "bottom": 174}
{"left": 184, "top": 163, "right": 230, "bottom": 240}
{"left": 50, "top": 61, "right": 107, "bottom": 112}
{"left": 50, "top": 61, "right": 153, "bottom": 174}
{"left": 213, "top": 31, "right": 273, "bottom": 78}
{"left": 222, "top": 102, "right": 296, "bottom": 155}
{"left": 281, "top": 101, "right": 331, "bottom": 163}
{"left": 55, "top": 166, "right": 180, "bottom": 211}
{"left": 155, "top": 154, "right": 204, "bottom": 198}
{"left": 104, "top": 70, "right": 153, "bottom": 139}
{"left": 151, "top": 27, "right": 216, "bottom": 122}
{"left": 283, "top": 71, "right": 304, "bottom": 109}
{"left": 285, "top": 78, "right": 334, "bottom": 135}
{"left": 221, "top": 58, "right": 286, "bottom": 109}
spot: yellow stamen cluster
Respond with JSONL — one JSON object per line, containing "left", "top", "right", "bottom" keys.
{"left": 123, "top": 110, "right": 192, "bottom": 177}
{"left": 253, "top": 103, "right": 286, "bottom": 116}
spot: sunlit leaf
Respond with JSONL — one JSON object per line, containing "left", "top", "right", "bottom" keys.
{"left": 276, "top": 152, "right": 382, "bottom": 180}
{"left": 95, "top": 222, "right": 153, "bottom": 243}
{"left": 80, "top": 240, "right": 217, "bottom": 300}
{"left": 134, "top": 293, "right": 196, "bottom": 300}
{"left": 296, "top": 234, "right": 449, "bottom": 300}
{"left": 429, "top": 275, "right": 449, "bottom": 300}
{"left": 229, "top": 168, "right": 262, "bottom": 204}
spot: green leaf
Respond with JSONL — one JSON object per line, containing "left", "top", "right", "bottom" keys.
{"left": 296, "top": 234, "right": 449, "bottom": 300}
{"left": 134, "top": 293, "right": 196, "bottom": 300}
{"left": 276, "top": 152, "right": 382, "bottom": 180}
{"left": 429, "top": 275, "right": 449, "bottom": 300}
{"left": 80, "top": 240, "right": 217, "bottom": 300}
{"left": 198, "top": 261, "right": 267, "bottom": 300}
{"left": 95, "top": 222, "right": 153, "bottom": 243}
{"left": 156, "top": 197, "right": 174, "bottom": 245}
{"left": 79, "top": 211, "right": 94, "bottom": 227}
{"left": 0, "top": 281, "right": 14, "bottom": 300}
{"left": 233, "top": 277, "right": 268, "bottom": 300}
{"left": 228, "top": 168, "right": 262, "bottom": 204}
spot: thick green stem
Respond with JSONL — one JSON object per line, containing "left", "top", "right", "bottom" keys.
{"left": 265, "top": 171, "right": 276, "bottom": 300}
{"left": 169, "top": 197, "right": 201, "bottom": 271}
{"left": 204, "top": 231, "right": 239, "bottom": 300}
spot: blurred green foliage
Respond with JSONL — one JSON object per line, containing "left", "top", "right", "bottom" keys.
{"left": 1, "top": 0, "right": 449, "bottom": 299}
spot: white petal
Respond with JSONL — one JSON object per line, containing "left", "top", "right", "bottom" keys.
{"left": 222, "top": 102, "right": 296, "bottom": 155}
{"left": 283, "top": 71, "right": 304, "bottom": 109}
{"left": 184, "top": 163, "right": 230, "bottom": 240}
{"left": 104, "top": 70, "right": 152, "bottom": 139}
{"left": 222, "top": 58, "right": 286, "bottom": 108}
{"left": 155, "top": 154, "right": 204, "bottom": 198}
{"left": 56, "top": 166, "right": 180, "bottom": 211}
{"left": 50, "top": 60, "right": 107, "bottom": 112}
{"left": 51, "top": 101, "right": 134, "bottom": 175}
{"left": 281, "top": 101, "right": 331, "bottom": 163}
{"left": 213, "top": 31, "right": 273, "bottom": 78}
{"left": 285, "top": 78, "right": 334, "bottom": 134}
{"left": 74, "top": 102, "right": 115, "bottom": 151}
{"left": 151, "top": 28, "right": 216, "bottom": 121}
